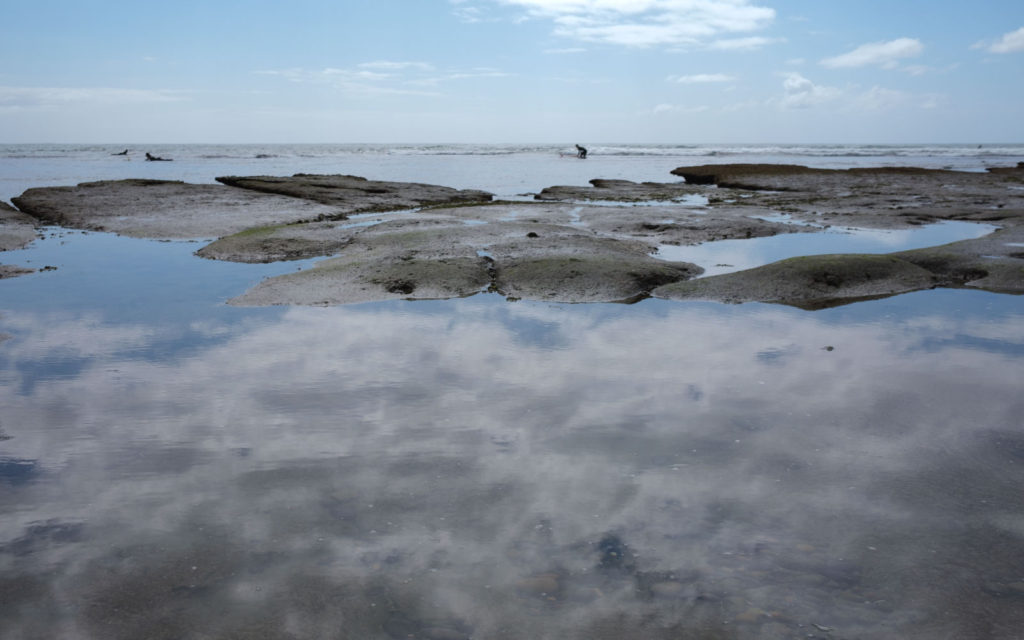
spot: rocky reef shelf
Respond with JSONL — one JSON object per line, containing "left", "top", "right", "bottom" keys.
{"left": 3, "top": 164, "right": 1022, "bottom": 307}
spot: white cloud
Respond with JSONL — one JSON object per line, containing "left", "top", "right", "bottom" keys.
{"left": 901, "top": 64, "right": 930, "bottom": 76}
{"left": 820, "top": 37, "right": 924, "bottom": 69}
{"left": 257, "top": 67, "right": 440, "bottom": 96}
{"left": 980, "top": 26, "right": 1024, "bottom": 54}
{"left": 708, "top": 36, "right": 782, "bottom": 50}
{"left": 266, "top": 63, "right": 513, "bottom": 94}
{"left": 445, "top": 69, "right": 515, "bottom": 80}
{"left": 323, "top": 67, "right": 393, "bottom": 81}
{"left": 772, "top": 77, "right": 940, "bottom": 114}
{"left": 650, "top": 102, "right": 709, "bottom": 114}
{"left": 777, "top": 72, "right": 842, "bottom": 109}
{"left": 852, "top": 87, "right": 944, "bottom": 112}
{"left": 853, "top": 86, "right": 910, "bottom": 111}
{"left": 359, "top": 61, "right": 436, "bottom": 72}
{"left": 722, "top": 99, "right": 759, "bottom": 112}
{"left": 496, "top": 0, "right": 775, "bottom": 47}
{"left": 667, "top": 73, "right": 734, "bottom": 84}
{"left": 451, "top": 2, "right": 488, "bottom": 23}
{"left": 0, "top": 86, "right": 188, "bottom": 110}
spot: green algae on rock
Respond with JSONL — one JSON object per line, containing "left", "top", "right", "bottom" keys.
{"left": 196, "top": 221, "right": 363, "bottom": 263}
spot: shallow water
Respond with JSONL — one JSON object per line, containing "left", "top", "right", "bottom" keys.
{"left": 656, "top": 220, "right": 998, "bottom": 277}
{"left": 2, "top": 146, "right": 1024, "bottom": 639}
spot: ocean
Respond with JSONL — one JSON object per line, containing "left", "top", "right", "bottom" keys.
{"left": 3, "top": 142, "right": 1024, "bottom": 203}
{"left": 2, "top": 143, "right": 1024, "bottom": 639}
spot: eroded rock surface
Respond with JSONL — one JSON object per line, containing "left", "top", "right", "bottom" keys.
{"left": 12, "top": 179, "right": 342, "bottom": 239}
{"left": 216, "top": 174, "right": 493, "bottom": 210}
{"left": 0, "top": 265, "right": 34, "bottom": 279}
{"left": 228, "top": 203, "right": 701, "bottom": 305}
{"left": 10, "top": 164, "right": 1024, "bottom": 307}
{"left": 650, "top": 164, "right": 1024, "bottom": 308}
{"left": 11, "top": 174, "right": 493, "bottom": 241}
{"left": 1, "top": 201, "right": 39, "bottom": 279}
{"left": 536, "top": 178, "right": 704, "bottom": 203}
{"left": 895, "top": 225, "right": 1024, "bottom": 294}
{"left": 539, "top": 179, "right": 803, "bottom": 245}
{"left": 1, "top": 201, "right": 38, "bottom": 251}
{"left": 196, "top": 221, "right": 365, "bottom": 263}
{"left": 653, "top": 254, "right": 941, "bottom": 309}
{"left": 671, "top": 163, "right": 1024, "bottom": 229}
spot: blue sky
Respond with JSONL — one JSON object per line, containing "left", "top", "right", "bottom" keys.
{"left": 1, "top": 0, "right": 1022, "bottom": 143}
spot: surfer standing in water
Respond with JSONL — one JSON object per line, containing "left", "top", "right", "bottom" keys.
{"left": 575, "top": 144, "right": 588, "bottom": 159}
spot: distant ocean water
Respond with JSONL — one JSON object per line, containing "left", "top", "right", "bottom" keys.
{"left": 3, "top": 142, "right": 1023, "bottom": 203}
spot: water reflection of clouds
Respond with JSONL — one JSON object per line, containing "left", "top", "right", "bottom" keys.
{"left": 658, "top": 221, "right": 997, "bottom": 277}
{"left": 1, "top": 311, "right": 156, "bottom": 360}
{"left": 1, "top": 296, "right": 1023, "bottom": 638}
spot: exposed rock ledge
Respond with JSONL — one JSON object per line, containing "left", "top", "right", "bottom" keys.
{"left": 215, "top": 174, "right": 493, "bottom": 210}
{"left": 7, "top": 165, "right": 1024, "bottom": 307}
{"left": 670, "top": 163, "right": 1024, "bottom": 229}
{"left": 11, "top": 179, "right": 341, "bottom": 240}
{"left": 652, "top": 225, "right": 1024, "bottom": 309}
{"left": 10, "top": 175, "right": 494, "bottom": 240}
{"left": 225, "top": 203, "right": 702, "bottom": 305}
{"left": 1, "top": 201, "right": 40, "bottom": 279}
{"left": 1, "top": 201, "right": 39, "bottom": 251}
{"left": 652, "top": 164, "right": 1024, "bottom": 308}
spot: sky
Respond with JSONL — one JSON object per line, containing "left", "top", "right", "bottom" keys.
{"left": 1, "top": 0, "right": 1022, "bottom": 144}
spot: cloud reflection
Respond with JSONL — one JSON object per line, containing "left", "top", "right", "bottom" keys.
{"left": 1, "top": 295, "right": 1023, "bottom": 638}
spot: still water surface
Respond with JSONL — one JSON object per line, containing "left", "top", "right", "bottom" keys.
{"left": 657, "top": 220, "right": 998, "bottom": 277}
{"left": 3, "top": 145, "right": 1024, "bottom": 638}
{"left": 2, "top": 229, "right": 1024, "bottom": 639}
